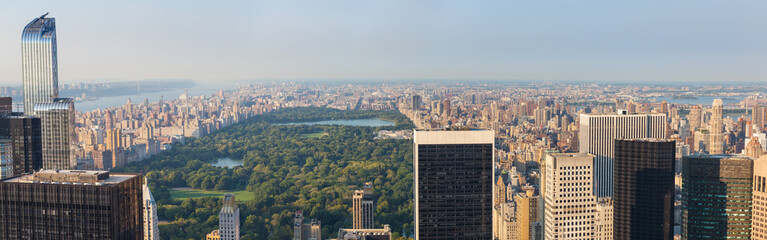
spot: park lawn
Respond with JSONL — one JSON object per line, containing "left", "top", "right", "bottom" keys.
{"left": 301, "top": 131, "right": 328, "bottom": 139}
{"left": 169, "top": 188, "right": 254, "bottom": 202}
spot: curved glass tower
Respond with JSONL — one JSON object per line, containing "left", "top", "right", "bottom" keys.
{"left": 22, "top": 13, "right": 58, "bottom": 115}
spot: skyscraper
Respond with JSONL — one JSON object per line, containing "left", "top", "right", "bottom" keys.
{"left": 543, "top": 153, "right": 597, "bottom": 240}
{"left": 516, "top": 185, "right": 540, "bottom": 240}
{"left": 220, "top": 194, "right": 240, "bottom": 240}
{"left": 709, "top": 99, "right": 724, "bottom": 154}
{"left": 0, "top": 139, "right": 11, "bottom": 178}
{"left": 34, "top": 98, "right": 75, "bottom": 169}
{"left": 613, "top": 139, "right": 675, "bottom": 240}
{"left": 682, "top": 155, "right": 752, "bottom": 239}
{"left": 22, "top": 13, "right": 59, "bottom": 115}
{"left": 353, "top": 182, "right": 374, "bottom": 229}
{"left": 688, "top": 106, "right": 701, "bottom": 130}
{"left": 143, "top": 179, "right": 159, "bottom": 240}
{"left": 753, "top": 155, "right": 767, "bottom": 240}
{"left": 413, "top": 129, "right": 493, "bottom": 240}
{"left": 0, "top": 114, "right": 42, "bottom": 175}
{"left": 0, "top": 170, "right": 143, "bottom": 239}
{"left": 579, "top": 112, "right": 667, "bottom": 197}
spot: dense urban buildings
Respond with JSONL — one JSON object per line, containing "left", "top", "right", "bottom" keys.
{"left": 682, "top": 155, "right": 753, "bottom": 239}
{"left": 0, "top": 170, "right": 143, "bottom": 239}
{"left": 579, "top": 112, "right": 667, "bottom": 197}
{"left": 613, "top": 139, "right": 675, "bottom": 240}
{"left": 21, "top": 13, "right": 58, "bottom": 115}
{"left": 413, "top": 129, "right": 494, "bottom": 239}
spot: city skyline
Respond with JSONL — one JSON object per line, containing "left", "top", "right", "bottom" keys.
{"left": 0, "top": 1, "right": 766, "bottom": 84}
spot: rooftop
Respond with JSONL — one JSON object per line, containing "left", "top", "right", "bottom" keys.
{"left": 3, "top": 169, "right": 136, "bottom": 185}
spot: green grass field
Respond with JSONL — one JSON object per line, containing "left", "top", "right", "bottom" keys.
{"left": 301, "top": 132, "right": 328, "bottom": 139}
{"left": 169, "top": 188, "right": 254, "bottom": 202}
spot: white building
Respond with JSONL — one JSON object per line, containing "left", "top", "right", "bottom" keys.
{"left": 143, "top": 179, "right": 160, "bottom": 240}
{"left": 579, "top": 112, "right": 666, "bottom": 197}
{"left": 219, "top": 194, "right": 240, "bottom": 240}
{"left": 544, "top": 153, "right": 598, "bottom": 240}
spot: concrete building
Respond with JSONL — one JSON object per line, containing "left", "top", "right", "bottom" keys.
{"left": 206, "top": 230, "right": 220, "bottom": 240}
{"left": 413, "top": 129, "right": 494, "bottom": 239}
{"left": 709, "top": 99, "right": 724, "bottom": 154}
{"left": 595, "top": 197, "right": 614, "bottom": 240}
{"left": 336, "top": 225, "right": 392, "bottom": 240}
{"left": 682, "top": 155, "right": 753, "bottom": 239}
{"left": 753, "top": 155, "right": 767, "bottom": 240}
{"left": 353, "top": 182, "right": 374, "bottom": 229}
{"left": 219, "top": 194, "right": 240, "bottom": 240}
{"left": 293, "top": 211, "right": 321, "bottom": 240}
{"left": 579, "top": 112, "right": 666, "bottom": 197}
{"left": 516, "top": 186, "right": 540, "bottom": 240}
{"left": 0, "top": 170, "right": 143, "bottom": 239}
{"left": 143, "top": 179, "right": 160, "bottom": 240}
{"left": 543, "top": 153, "right": 597, "bottom": 240}
{"left": 613, "top": 139, "right": 675, "bottom": 240}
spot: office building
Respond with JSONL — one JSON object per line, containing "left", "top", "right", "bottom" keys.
{"left": 613, "top": 139, "right": 675, "bottom": 240}
{"left": 0, "top": 114, "right": 42, "bottom": 175}
{"left": 709, "top": 99, "right": 725, "bottom": 154}
{"left": 543, "top": 153, "right": 597, "bottom": 240}
{"left": 34, "top": 98, "right": 75, "bottom": 170}
{"left": 516, "top": 186, "right": 540, "bottom": 240}
{"left": 143, "top": 179, "right": 159, "bottom": 240}
{"left": 220, "top": 194, "right": 240, "bottom": 240}
{"left": 413, "top": 129, "right": 493, "bottom": 240}
{"left": 754, "top": 155, "right": 767, "bottom": 240}
{"left": 682, "top": 155, "right": 752, "bottom": 239}
{"left": 22, "top": 13, "right": 59, "bottom": 115}
{"left": 336, "top": 225, "right": 392, "bottom": 240}
{"left": 0, "top": 139, "right": 11, "bottom": 178}
{"left": 353, "top": 182, "right": 375, "bottom": 229}
{"left": 0, "top": 170, "right": 143, "bottom": 239}
{"left": 579, "top": 112, "right": 666, "bottom": 197}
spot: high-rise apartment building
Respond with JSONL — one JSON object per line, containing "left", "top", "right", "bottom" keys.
{"left": 613, "top": 139, "right": 674, "bottom": 240}
{"left": 709, "top": 99, "right": 725, "bottom": 154}
{"left": 413, "top": 129, "right": 493, "bottom": 240}
{"left": 412, "top": 95, "right": 422, "bottom": 110}
{"left": 353, "top": 182, "right": 374, "bottom": 229}
{"left": 754, "top": 155, "right": 767, "bottom": 240}
{"left": 688, "top": 106, "right": 701, "bottom": 130}
{"left": 220, "top": 194, "right": 240, "bottom": 240}
{"left": 0, "top": 170, "right": 143, "bottom": 239}
{"left": 595, "top": 197, "right": 614, "bottom": 240}
{"left": 682, "top": 155, "right": 752, "bottom": 239}
{"left": 143, "top": 179, "right": 159, "bottom": 240}
{"left": 293, "top": 211, "right": 321, "bottom": 240}
{"left": 34, "top": 98, "right": 75, "bottom": 169}
{"left": 579, "top": 112, "right": 666, "bottom": 197}
{"left": 543, "top": 153, "right": 597, "bottom": 240}
{"left": 22, "top": 13, "right": 59, "bottom": 115}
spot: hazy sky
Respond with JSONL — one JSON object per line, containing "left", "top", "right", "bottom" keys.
{"left": 0, "top": 1, "right": 765, "bottom": 85}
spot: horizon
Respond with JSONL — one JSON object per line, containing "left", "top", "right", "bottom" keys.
{"left": 1, "top": 1, "right": 766, "bottom": 85}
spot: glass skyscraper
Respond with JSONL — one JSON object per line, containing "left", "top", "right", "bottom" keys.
{"left": 34, "top": 98, "right": 75, "bottom": 170}
{"left": 22, "top": 13, "right": 59, "bottom": 115}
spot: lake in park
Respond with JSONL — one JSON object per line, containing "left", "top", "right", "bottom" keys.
{"left": 212, "top": 157, "right": 243, "bottom": 168}
{"left": 276, "top": 118, "right": 395, "bottom": 127}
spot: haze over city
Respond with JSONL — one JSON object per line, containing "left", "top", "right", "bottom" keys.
{"left": 1, "top": 0, "right": 766, "bottom": 84}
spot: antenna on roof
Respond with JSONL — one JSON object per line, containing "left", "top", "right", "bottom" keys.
{"left": 40, "top": 12, "right": 49, "bottom": 19}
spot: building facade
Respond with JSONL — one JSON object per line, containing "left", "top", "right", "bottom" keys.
{"left": 753, "top": 155, "right": 767, "bottom": 239}
{"left": 579, "top": 112, "right": 666, "bottom": 197}
{"left": 543, "top": 153, "right": 597, "bottom": 240}
{"left": 0, "top": 170, "right": 143, "bottom": 239}
{"left": 34, "top": 98, "right": 75, "bottom": 170}
{"left": 220, "top": 194, "right": 240, "bottom": 240}
{"left": 709, "top": 99, "right": 725, "bottom": 154}
{"left": 682, "top": 155, "right": 753, "bottom": 239}
{"left": 0, "top": 114, "right": 42, "bottom": 175}
{"left": 143, "top": 179, "right": 159, "bottom": 240}
{"left": 353, "top": 182, "right": 375, "bottom": 229}
{"left": 22, "top": 13, "right": 59, "bottom": 115}
{"left": 413, "top": 129, "right": 494, "bottom": 239}
{"left": 613, "top": 139, "right": 675, "bottom": 240}
{"left": 595, "top": 197, "right": 614, "bottom": 240}
{"left": 0, "top": 139, "right": 11, "bottom": 178}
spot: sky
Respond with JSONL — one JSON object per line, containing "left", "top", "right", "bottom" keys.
{"left": 0, "top": 1, "right": 766, "bottom": 85}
